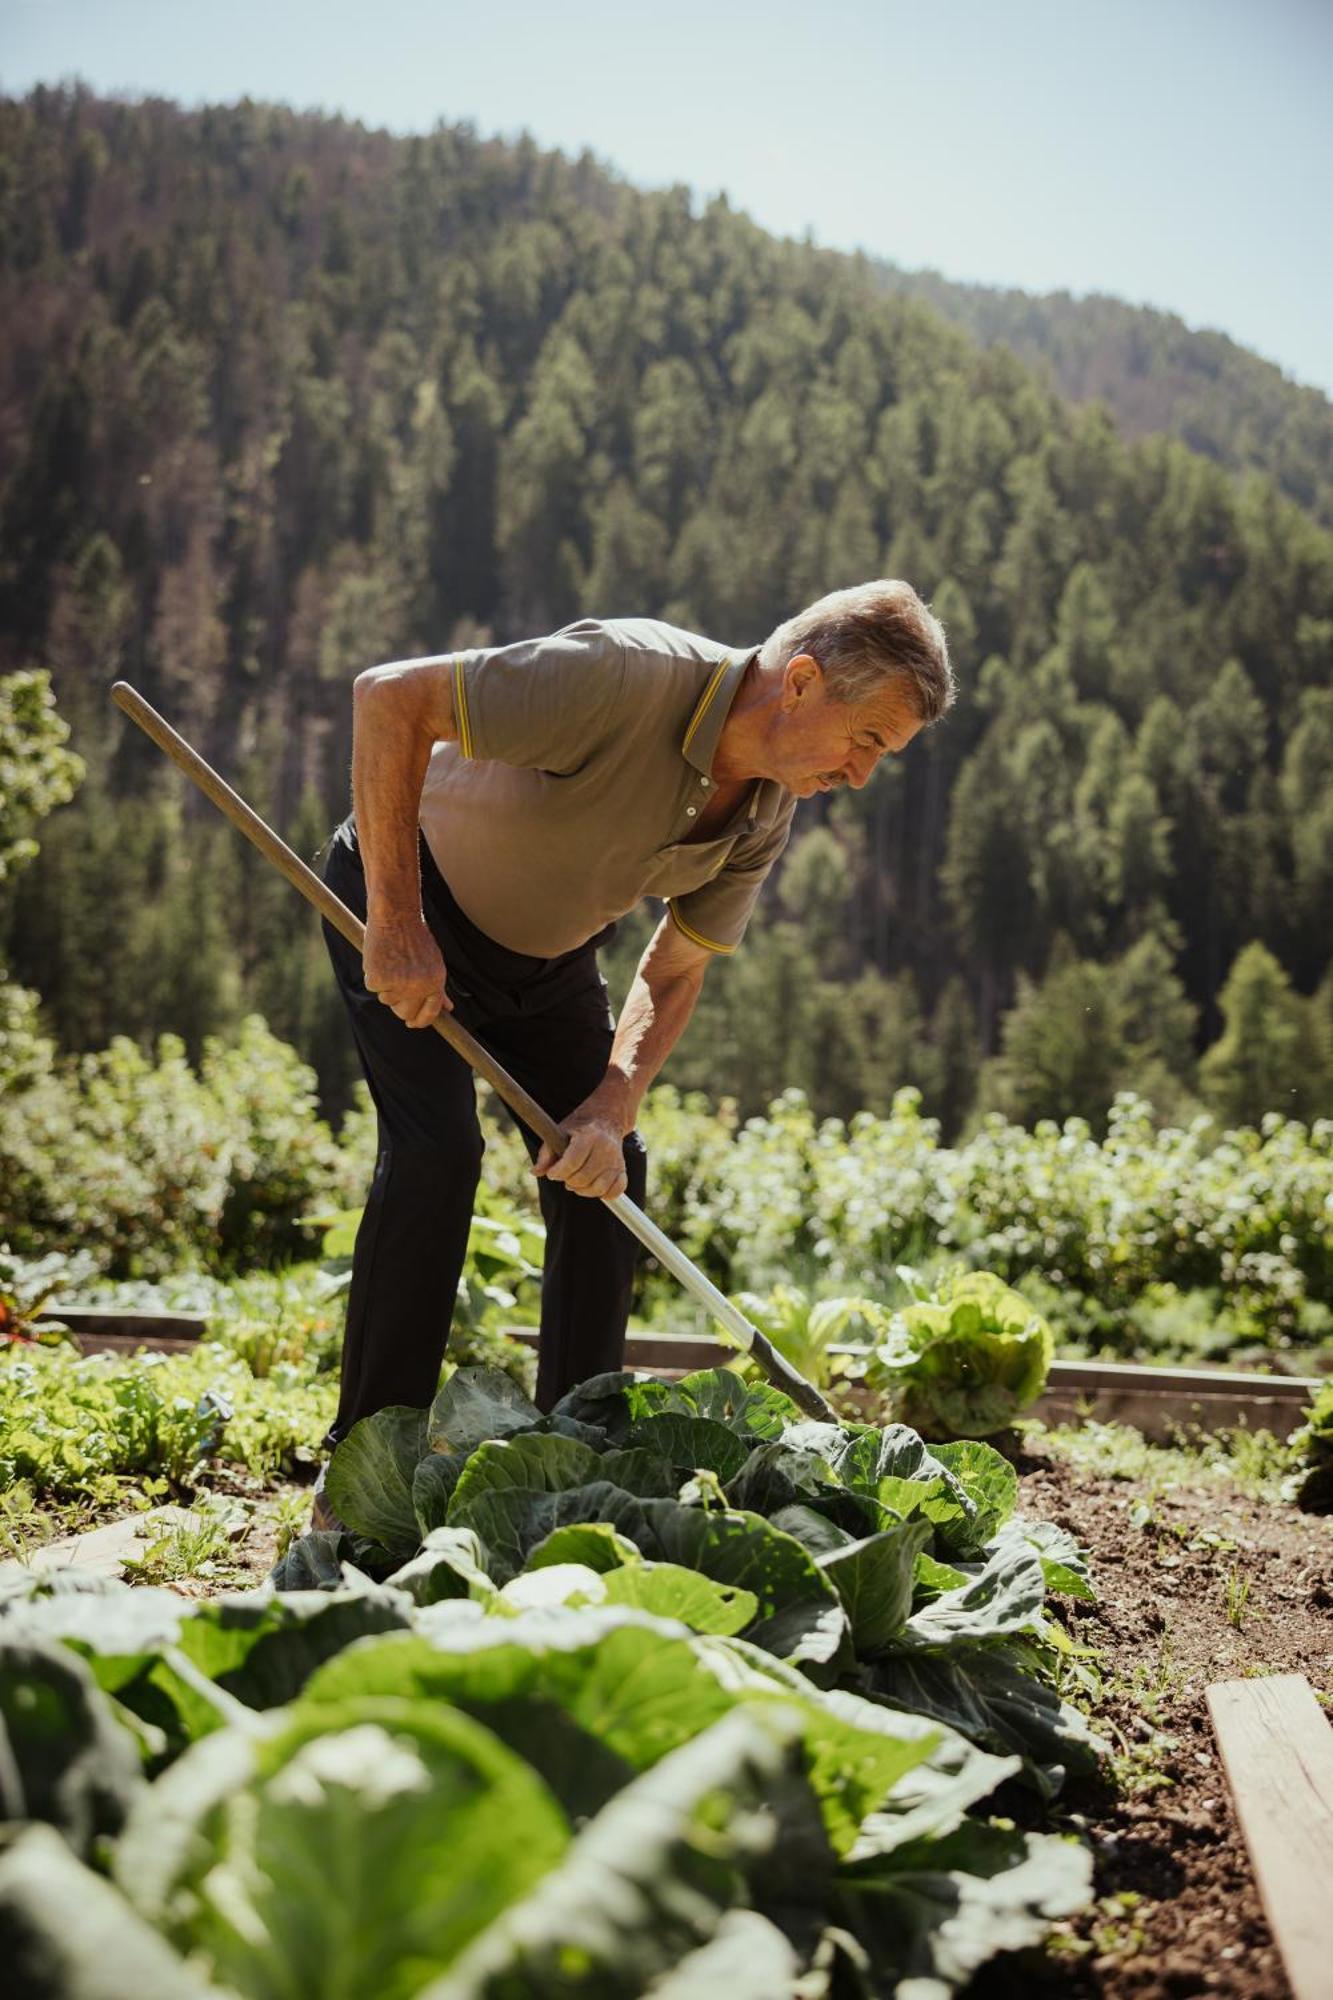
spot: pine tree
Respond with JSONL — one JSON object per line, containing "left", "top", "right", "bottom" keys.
{"left": 926, "top": 976, "right": 982, "bottom": 1142}
{"left": 983, "top": 951, "right": 1128, "bottom": 1131}
{"left": 1197, "top": 942, "right": 1311, "bottom": 1126}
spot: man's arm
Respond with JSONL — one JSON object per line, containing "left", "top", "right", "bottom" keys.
{"left": 536, "top": 914, "right": 712, "bottom": 1199}
{"left": 351, "top": 658, "right": 460, "bottom": 1027}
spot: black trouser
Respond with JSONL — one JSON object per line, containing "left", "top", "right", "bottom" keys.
{"left": 319, "top": 816, "right": 647, "bottom": 1441}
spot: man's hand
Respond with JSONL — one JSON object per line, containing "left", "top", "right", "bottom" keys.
{"left": 535, "top": 1104, "right": 629, "bottom": 1200}
{"left": 363, "top": 912, "right": 453, "bottom": 1028}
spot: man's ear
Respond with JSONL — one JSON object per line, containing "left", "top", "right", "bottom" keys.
{"left": 781, "top": 652, "right": 822, "bottom": 709}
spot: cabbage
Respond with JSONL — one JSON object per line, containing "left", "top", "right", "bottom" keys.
{"left": 867, "top": 1272, "right": 1054, "bottom": 1438}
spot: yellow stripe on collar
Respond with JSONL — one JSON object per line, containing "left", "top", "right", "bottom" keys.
{"left": 681, "top": 658, "right": 731, "bottom": 761}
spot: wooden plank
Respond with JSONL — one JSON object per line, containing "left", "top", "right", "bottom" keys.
{"left": 1044, "top": 1357, "right": 1316, "bottom": 1400}
{"left": 1031, "top": 1384, "right": 1315, "bottom": 1442}
{"left": 35, "top": 1309, "right": 207, "bottom": 1341}
{"left": 1206, "top": 1674, "right": 1333, "bottom": 2000}
{"left": 57, "top": 1330, "right": 204, "bottom": 1358}
{"left": 504, "top": 1327, "right": 732, "bottom": 1373}
{"left": 0, "top": 1505, "right": 213, "bottom": 1585}
{"left": 31, "top": 1309, "right": 207, "bottom": 1358}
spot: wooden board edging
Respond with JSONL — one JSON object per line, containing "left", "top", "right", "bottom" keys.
{"left": 1207, "top": 1674, "right": 1333, "bottom": 2000}
{"left": 500, "top": 1328, "right": 1323, "bottom": 1438}
{"left": 33, "top": 1308, "right": 207, "bottom": 1358}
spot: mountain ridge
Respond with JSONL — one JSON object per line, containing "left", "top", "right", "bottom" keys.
{"left": 1, "top": 83, "right": 1329, "bottom": 1123}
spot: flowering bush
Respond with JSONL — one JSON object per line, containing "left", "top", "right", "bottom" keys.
{"left": 0, "top": 990, "right": 361, "bottom": 1276}
{"left": 631, "top": 1086, "right": 1332, "bottom": 1354}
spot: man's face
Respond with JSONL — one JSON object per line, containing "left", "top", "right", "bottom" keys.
{"left": 775, "top": 654, "right": 925, "bottom": 797}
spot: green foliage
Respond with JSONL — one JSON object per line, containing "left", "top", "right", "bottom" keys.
{"left": 0, "top": 1333, "right": 1107, "bottom": 1992}
{"left": 977, "top": 929, "right": 1204, "bottom": 1135}
{"left": 294, "top": 1362, "right": 1101, "bottom": 1784}
{"left": 864, "top": 1269, "right": 1055, "bottom": 1438}
{"left": 0, "top": 1244, "right": 99, "bottom": 1344}
{"left": 627, "top": 1085, "right": 1333, "bottom": 1356}
{"left": 1198, "top": 941, "right": 1312, "bottom": 1126}
{"left": 1284, "top": 1381, "right": 1333, "bottom": 1513}
{"left": 0, "top": 668, "right": 83, "bottom": 888}
{"left": 0, "top": 1006, "right": 363, "bottom": 1276}
{"left": 875, "top": 265, "right": 1333, "bottom": 529}
{"left": 729, "top": 1283, "right": 888, "bottom": 1391}
{"left": 0, "top": 88, "right": 1330, "bottom": 1139}
{"left": 0, "top": 1339, "right": 336, "bottom": 1501}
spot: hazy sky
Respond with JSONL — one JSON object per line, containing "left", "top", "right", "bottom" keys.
{"left": 4, "top": 0, "right": 1331, "bottom": 396}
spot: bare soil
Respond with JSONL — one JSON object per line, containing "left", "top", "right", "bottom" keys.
{"left": 976, "top": 1436, "right": 1333, "bottom": 2000}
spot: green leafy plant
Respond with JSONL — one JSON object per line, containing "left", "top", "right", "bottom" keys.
{"left": 864, "top": 1268, "right": 1055, "bottom": 1438}
{"left": 0, "top": 1358, "right": 1100, "bottom": 1997}
{"left": 298, "top": 1363, "right": 1099, "bottom": 1799}
{"left": 1284, "top": 1380, "right": 1333, "bottom": 1512}
{"left": 0, "top": 1245, "right": 99, "bottom": 1348}
{"left": 0, "top": 1341, "right": 336, "bottom": 1503}
{"left": 728, "top": 1283, "right": 889, "bottom": 1390}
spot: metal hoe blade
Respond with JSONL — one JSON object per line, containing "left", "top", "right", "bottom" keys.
{"left": 110, "top": 681, "right": 838, "bottom": 1422}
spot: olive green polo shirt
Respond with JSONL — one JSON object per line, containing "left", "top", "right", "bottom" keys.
{"left": 417, "top": 616, "right": 797, "bottom": 958}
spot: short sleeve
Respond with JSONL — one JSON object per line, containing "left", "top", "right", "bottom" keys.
{"left": 453, "top": 619, "right": 627, "bottom": 772}
{"left": 668, "top": 812, "right": 795, "bottom": 956}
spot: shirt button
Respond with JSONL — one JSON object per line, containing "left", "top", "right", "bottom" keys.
{"left": 699, "top": 777, "right": 710, "bottom": 788}
{"left": 686, "top": 807, "right": 697, "bottom": 817}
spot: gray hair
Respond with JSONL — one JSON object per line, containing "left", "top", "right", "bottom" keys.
{"left": 758, "top": 579, "right": 955, "bottom": 723}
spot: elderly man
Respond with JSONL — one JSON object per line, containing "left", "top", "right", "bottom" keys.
{"left": 312, "top": 580, "right": 953, "bottom": 1524}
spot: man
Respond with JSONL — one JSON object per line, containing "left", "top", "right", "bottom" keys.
{"left": 312, "top": 579, "right": 953, "bottom": 1528}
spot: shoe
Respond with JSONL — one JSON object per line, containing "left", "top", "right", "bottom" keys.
{"left": 310, "top": 1462, "right": 348, "bottom": 1536}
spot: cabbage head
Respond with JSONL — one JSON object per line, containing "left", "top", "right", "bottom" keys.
{"left": 866, "top": 1271, "right": 1054, "bottom": 1439}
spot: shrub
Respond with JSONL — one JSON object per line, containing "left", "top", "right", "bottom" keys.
{"left": 0, "top": 995, "right": 362, "bottom": 1276}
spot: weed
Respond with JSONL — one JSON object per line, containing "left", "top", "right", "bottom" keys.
{"left": 1184, "top": 1526, "right": 1239, "bottom": 1555}
{"left": 0, "top": 1479, "right": 55, "bottom": 1563}
{"left": 1223, "top": 1567, "right": 1252, "bottom": 1630}
{"left": 1036, "top": 1419, "right": 1297, "bottom": 1505}
{"left": 1130, "top": 1630, "right": 1184, "bottom": 1717}
{"left": 1090, "top": 1891, "right": 1147, "bottom": 1959}
{"left": 270, "top": 1486, "right": 314, "bottom": 1565}
{"left": 1046, "top": 1927, "right": 1096, "bottom": 1961}
{"left": 1103, "top": 1635, "right": 1183, "bottom": 1795}
{"left": 121, "top": 1498, "right": 247, "bottom": 1586}
{"left": 1107, "top": 1729, "right": 1179, "bottom": 1797}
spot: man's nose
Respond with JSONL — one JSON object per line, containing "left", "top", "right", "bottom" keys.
{"left": 846, "top": 746, "right": 879, "bottom": 788}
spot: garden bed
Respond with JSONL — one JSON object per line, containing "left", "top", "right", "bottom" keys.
{"left": 978, "top": 1427, "right": 1333, "bottom": 1999}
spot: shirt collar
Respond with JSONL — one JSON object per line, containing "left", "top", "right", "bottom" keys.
{"left": 681, "top": 648, "right": 752, "bottom": 774}
{"left": 680, "top": 645, "right": 786, "bottom": 831}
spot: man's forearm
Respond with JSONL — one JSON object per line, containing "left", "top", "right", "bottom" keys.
{"left": 351, "top": 674, "right": 437, "bottom": 919}
{"left": 586, "top": 955, "right": 706, "bottom": 1135}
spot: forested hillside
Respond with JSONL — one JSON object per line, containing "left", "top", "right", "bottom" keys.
{"left": 872, "top": 264, "right": 1333, "bottom": 528}
{"left": 2, "top": 84, "right": 1331, "bottom": 1133}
